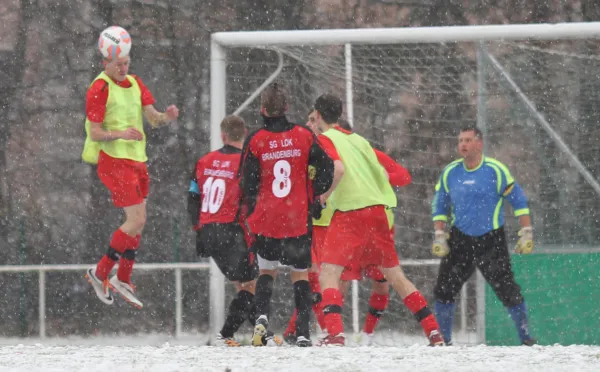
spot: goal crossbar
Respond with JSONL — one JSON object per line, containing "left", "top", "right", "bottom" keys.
{"left": 212, "top": 22, "right": 600, "bottom": 47}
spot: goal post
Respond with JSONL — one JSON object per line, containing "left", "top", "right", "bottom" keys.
{"left": 210, "top": 22, "right": 600, "bottom": 345}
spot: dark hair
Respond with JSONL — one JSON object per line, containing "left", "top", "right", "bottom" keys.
{"left": 460, "top": 126, "right": 483, "bottom": 139}
{"left": 314, "top": 94, "right": 343, "bottom": 124}
{"left": 338, "top": 118, "right": 352, "bottom": 131}
{"left": 260, "top": 82, "right": 287, "bottom": 117}
{"left": 220, "top": 115, "right": 246, "bottom": 141}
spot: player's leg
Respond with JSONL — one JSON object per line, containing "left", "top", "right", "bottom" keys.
{"left": 319, "top": 262, "right": 346, "bottom": 345}
{"left": 281, "top": 233, "right": 314, "bottom": 347}
{"left": 284, "top": 227, "right": 326, "bottom": 343}
{"left": 361, "top": 269, "right": 389, "bottom": 344}
{"left": 432, "top": 228, "right": 476, "bottom": 345}
{"left": 318, "top": 211, "right": 367, "bottom": 346}
{"left": 476, "top": 228, "right": 535, "bottom": 345}
{"left": 88, "top": 153, "right": 145, "bottom": 306}
{"left": 252, "top": 235, "right": 281, "bottom": 346}
{"left": 367, "top": 206, "right": 442, "bottom": 346}
{"left": 215, "top": 224, "right": 259, "bottom": 346}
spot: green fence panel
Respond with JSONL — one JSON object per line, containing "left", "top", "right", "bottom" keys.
{"left": 485, "top": 252, "right": 600, "bottom": 345}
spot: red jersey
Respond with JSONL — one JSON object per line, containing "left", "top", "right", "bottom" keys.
{"left": 86, "top": 74, "right": 155, "bottom": 123}
{"left": 240, "top": 117, "right": 333, "bottom": 238}
{"left": 191, "top": 145, "right": 243, "bottom": 227}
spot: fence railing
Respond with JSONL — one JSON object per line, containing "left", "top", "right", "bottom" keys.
{"left": 0, "top": 260, "right": 469, "bottom": 341}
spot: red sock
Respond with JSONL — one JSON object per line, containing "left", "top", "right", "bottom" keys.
{"left": 403, "top": 291, "right": 440, "bottom": 336}
{"left": 95, "top": 229, "right": 136, "bottom": 280}
{"left": 95, "top": 255, "right": 116, "bottom": 281}
{"left": 308, "top": 272, "right": 326, "bottom": 331}
{"left": 363, "top": 292, "right": 389, "bottom": 334}
{"left": 322, "top": 288, "right": 344, "bottom": 336}
{"left": 117, "top": 234, "right": 140, "bottom": 284}
{"left": 285, "top": 310, "right": 297, "bottom": 336}
{"left": 117, "top": 257, "right": 135, "bottom": 283}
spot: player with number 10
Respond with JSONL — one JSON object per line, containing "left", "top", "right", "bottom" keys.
{"left": 188, "top": 115, "right": 257, "bottom": 347}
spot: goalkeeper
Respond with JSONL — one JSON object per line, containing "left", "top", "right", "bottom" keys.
{"left": 431, "top": 126, "right": 536, "bottom": 346}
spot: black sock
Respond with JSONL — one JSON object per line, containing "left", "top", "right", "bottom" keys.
{"left": 254, "top": 274, "right": 275, "bottom": 322}
{"left": 220, "top": 291, "right": 252, "bottom": 338}
{"left": 294, "top": 280, "right": 311, "bottom": 338}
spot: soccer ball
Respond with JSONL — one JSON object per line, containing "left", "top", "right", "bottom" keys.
{"left": 98, "top": 26, "right": 132, "bottom": 60}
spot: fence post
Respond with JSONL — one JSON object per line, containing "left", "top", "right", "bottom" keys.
{"left": 18, "top": 216, "right": 27, "bottom": 337}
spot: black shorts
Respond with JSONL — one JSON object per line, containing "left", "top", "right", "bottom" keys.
{"left": 198, "top": 223, "right": 258, "bottom": 283}
{"left": 253, "top": 233, "right": 312, "bottom": 270}
{"left": 434, "top": 227, "right": 523, "bottom": 307}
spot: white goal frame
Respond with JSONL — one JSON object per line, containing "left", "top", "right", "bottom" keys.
{"left": 210, "top": 22, "right": 600, "bottom": 343}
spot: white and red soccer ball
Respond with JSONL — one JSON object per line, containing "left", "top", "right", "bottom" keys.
{"left": 98, "top": 26, "right": 132, "bottom": 60}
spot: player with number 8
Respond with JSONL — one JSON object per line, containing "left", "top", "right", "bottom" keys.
{"left": 239, "top": 83, "right": 337, "bottom": 347}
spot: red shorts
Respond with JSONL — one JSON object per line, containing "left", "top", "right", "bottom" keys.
{"left": 97, "top": 151, "right": 149, "bottom": 208}
{"left": 321, "top": 205, "right": 399, "bottom": 272}
{"left": 340, "top": 264, "right": 386, "bottom": 281}
{"left": 341, "top": 226, "right": 395, "bottom": 281}
{"left": 310, "top": 225, "right": 327, "bottom": 268}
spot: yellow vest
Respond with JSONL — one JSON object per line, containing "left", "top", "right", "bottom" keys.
{"left": 322, "top": 129, "right": 397, "bottom": 229}
{"left": 82, "top": 72, "right": 146, "bottom": 164}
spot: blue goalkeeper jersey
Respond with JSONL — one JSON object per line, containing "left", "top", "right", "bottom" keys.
{"left": 431, "top": 156, "right": 529, "bottom": 237}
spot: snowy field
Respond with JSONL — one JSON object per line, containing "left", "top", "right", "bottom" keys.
{"left": 0, "top": 335, "right": 598, "bottom": 372}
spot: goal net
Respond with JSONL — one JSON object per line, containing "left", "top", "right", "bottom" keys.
{"left": 213, "top": 25, "right": 600, "bottom": 346}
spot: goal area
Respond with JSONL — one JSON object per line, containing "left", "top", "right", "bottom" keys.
{"left": 210, "top": 23, "right": 600, "bottom": 346}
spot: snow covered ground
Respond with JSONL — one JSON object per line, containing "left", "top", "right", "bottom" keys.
{"left": 0, "top": 335, "right": 598, "bottom": 372}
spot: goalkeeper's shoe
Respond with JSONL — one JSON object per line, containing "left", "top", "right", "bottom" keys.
{"left": 216, "top": 333, "right": 241, "bottom": 347}
{"left": 522, "top": 338, "right": 537, "bottom": 346}
{"left": 85, "top": 267, "right": 114, "bottom": 305}
{"left": 109, "top": 276, "right": 143, "bottom": 309}
{"left": 428, "top": 330, "right": 445, "bottom": 346}
{"left": 252, "top": 315, "right": 269, "bottom": 346}
{"left": 316, "top": 333, "right": 345, "bottom": 346}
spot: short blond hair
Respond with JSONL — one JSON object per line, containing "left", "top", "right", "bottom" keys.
{"left": 220, "top": 115, "right": 246, "bottom": 141}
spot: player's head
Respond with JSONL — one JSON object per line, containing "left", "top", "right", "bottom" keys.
{"left": 314, "top": 94, "right": 342, "bottom": 132}
{"left": 458, "top": 126, "right": 483, "bottom": 160}
{"left": 103, "top": 55, "right": 130, "bottom": 82}
{"left": 260, "top": 82, "right": 288, "bottom": 117}
{"left": 306, "top": 108, "right": 320, "bottom": 135}
{"left": 338, "top": 118, "right": 352, "bottom": 132}
{"left": 220, "top": 115, "right": 247, "bottom": 145}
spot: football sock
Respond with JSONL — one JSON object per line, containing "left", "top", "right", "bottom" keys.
{"left": 363, "top": 292, "right": 389, "bottom": 334}
{"left": 308, "top": 272, "right": 326, "bottom": 331}
{"left": 117, "top": 234, "right": 140, "bottom": 283}
{"left": 95, "top": 229, "right": 137, "bottom": 280}
{"left": 403, "top": 291, "right": 440, "bottom": 336}
{"left": 507, "top": 302, "right": 532, "bottom": 342}
{"left": 322, "top": 288, "right": 344, "bottom": 336}
{"left": 293, "top": 280, "right": 312, "bottom": 338}
{"left": 254, "top": 274, "right": 275, "bottom": 321}
{"left": 220, "top": 290, "right": 254, "bottom": 338}
{"left": 434, "top": 300, "right": 456, "bottom": 344}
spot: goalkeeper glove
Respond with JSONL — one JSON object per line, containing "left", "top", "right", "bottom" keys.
{"left": 515, "top": 226, "right": 534, "bottom": 254}
{"left": 432, "top": 230, "right": 450, "bottom": 257}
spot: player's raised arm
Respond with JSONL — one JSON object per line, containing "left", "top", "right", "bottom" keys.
{"left": 143, "top": 104, "right": 179, "bottom": 127}
{"left": 373, "top": 149, "right": 411, "bottom": 187}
